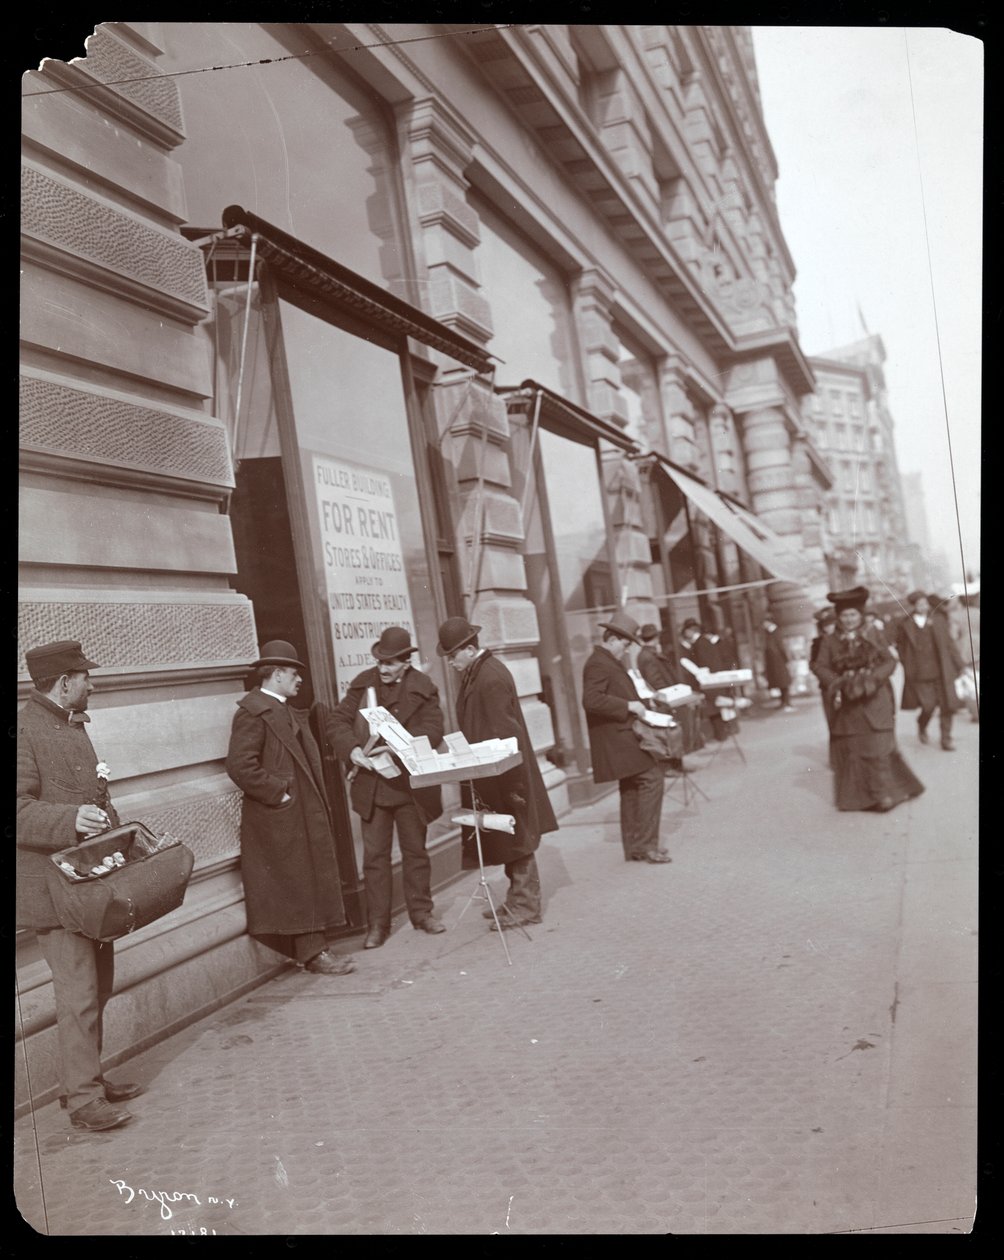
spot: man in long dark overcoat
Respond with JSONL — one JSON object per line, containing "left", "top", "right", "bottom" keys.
{"left": 17, "top": 640, "right": 146, "bottom": 1132}
{"left": 325, "top": 626, "right": 446, "bottom": 949}
{"left": 895, "top": 591, "right": 965, "bottom": 751}
{"left": 437, "top": 617, "right": 558, "bottom": 929}
{"left": 582, "top": 610, "right": 671, "bottom": 864}
{"left": 762, "top": 617, "right": 794, "bottom": 712}
{"left": 225, "top": 641, "right": 354, "bottom": 975}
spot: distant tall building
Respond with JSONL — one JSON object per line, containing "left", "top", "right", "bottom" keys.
{"left": 901, "top": 471, "right": 936, "bottom": 587}
{"left": 801, "top": 334, "right": 914, "bottom": 596}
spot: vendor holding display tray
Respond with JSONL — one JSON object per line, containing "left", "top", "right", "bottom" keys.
{"left": 437, "top": 617, "right": 558, "bottom": 932}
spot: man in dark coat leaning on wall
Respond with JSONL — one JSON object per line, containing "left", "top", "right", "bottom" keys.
{"left": 325, "top": 626, "right": 446, "bottom": 950}
{"left": 225, "top": 641, "right": 355, "bottom": 975}
{"left": 582, "top": 611, "right": 671, "bottom": 865}
{"left": 437, "top": 617, "right": 559, "bottom": 931}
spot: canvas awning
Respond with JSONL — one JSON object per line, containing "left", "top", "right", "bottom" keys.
{"left": 652, "top": 455, "right": 810, "bottom": 584}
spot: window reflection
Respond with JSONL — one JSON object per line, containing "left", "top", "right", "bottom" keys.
{"left": 471, "top": 196, "right": 577, "bottom": 395}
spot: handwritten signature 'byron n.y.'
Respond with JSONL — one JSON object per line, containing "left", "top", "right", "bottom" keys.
{"left": 110, "top": 1179, "right": 237, "bottom": 1221}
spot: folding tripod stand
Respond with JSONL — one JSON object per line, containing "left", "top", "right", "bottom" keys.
{"left": 452, "top": 784, "right": 532, "bottom": 965}
{"left": 664, "top": 757, "right": 710, "bottom": 807}
{"left": 701, "top": 688, "right": 748, "bottom": 767}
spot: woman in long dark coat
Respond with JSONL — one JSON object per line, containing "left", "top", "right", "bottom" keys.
{"left": 811, "top": 589, "right": 924, "bottom": 812}
{"left": 438, "top": 617, "right": 558, "bottom": 928}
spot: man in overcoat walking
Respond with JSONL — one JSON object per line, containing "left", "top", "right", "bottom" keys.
{"left": 325, "top": 627, "right": 446, "bottom": 949}
{"left": 17, "top": 640, "right": 144, "bottom": 1132}
{"left": 762, "top": 616, "right": 794, "bottom": 712}
{"left": 582, "top": 611, "right": 671, "bottom": 864}
{"left": 895, "top": 591, "right": 965, "bottom": 751}
{"left": 225, "top": 641, "right": 355, "bottom": 974}
{"left": 437, "top": 617, "right": 558, "bottom": 930}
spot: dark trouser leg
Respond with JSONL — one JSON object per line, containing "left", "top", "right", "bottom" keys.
{"left": 504, "top": 854, "right": 542, "bottom": 921}
{"left": 778, "top": 685, "right": 790, "bottom": 707}
{"left": 394, "top": 802, "right": 434, "bottom": 925}
{"left": 361, "top": 807, "right": 395, "bottom": 930}
{"left": 939, "top": 708, "right": 954, "bottom": 746}
{"left": 918, "top": 707, "right": 935, "bottom": 733}
{"left": 620, "top": 764, "right": 665, "bottom": 859}
{"left": 36, "top": 928, "right": 107, "bottom": 1112}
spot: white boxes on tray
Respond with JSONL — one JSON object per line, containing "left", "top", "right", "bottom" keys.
{"left": 699, "top": 668, "right": 752, "bottom": 687}
{"left": 358, "top": 707, "right": 522, "bottom": 787}
{"left": 654, "top": 683, "right": 695, "bottom": 706}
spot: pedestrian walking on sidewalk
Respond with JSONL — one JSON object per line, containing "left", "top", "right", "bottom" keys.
{"left": 438, "top": 617, "right": 558, "bottom": 930}
{"left": 812, "top": 588, "right": 924, "bottom": 813}
{"left": 17, "top": 640, "right": 145, "bottom": 1133}
{"left": 225, "top": 642, "right": 355, "bottom": 976}
{"left": 325, "top": 627, "right": 446, "bottom": 949}
{"left": 810, "top": 607, "right": 838, "bottom": 766}
{"left": 762, "top": 617, "right": 795, "bottom": 711}
{"left": 895, "top": 591, "right": 966, "bottom": 751}
{"left": 582, "top": 610, "right": 671, "bottom": 864}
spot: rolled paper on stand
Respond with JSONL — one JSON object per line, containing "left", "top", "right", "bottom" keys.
{"left": 451, "top": 811, "right": 516, "bottom": 834}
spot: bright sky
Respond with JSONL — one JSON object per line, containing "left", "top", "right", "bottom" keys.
{"left": 751, "top": 26, "right": 982, "bottom": 580}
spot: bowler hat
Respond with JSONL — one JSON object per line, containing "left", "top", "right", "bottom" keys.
{"left": 251, "top": 640, "right": 306, "bottom": 670}
{"left": 826, "top": 585, "right": 869, "bottom": 611}
{"left": 906, "top": 589, "right": 928, "bottom": 606}
{"left": 597, "top": 610, "right": 642, "bottom": 644}
{"left": 372, "top": 626, "right": 417, "bottom": 661}
{"left": 813, "top": 607, "right": 836, "bottom": 624}
{"left": 436, "top": 617, "right": 481, "bottom": 656}
{"left": 681, "top": 618, "right": 702, "bottom": 634}
{"left": 24, "top": 640, "right": 100, "bottom": 682}
{"left": 638, "top": 623, "right": 660, "bottom": 642}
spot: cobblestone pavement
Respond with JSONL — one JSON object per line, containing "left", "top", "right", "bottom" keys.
{"left": 14, "top": 701, "right": 978, "bottom": 1236}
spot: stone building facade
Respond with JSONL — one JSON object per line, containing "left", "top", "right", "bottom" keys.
{"left": 803, "top": 335, "right": 914, "bottom": 597}
{"left": 19, "top": 22, "right": 824, "bottom": 1105}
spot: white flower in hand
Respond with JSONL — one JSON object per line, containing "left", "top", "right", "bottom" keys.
{"left": 96, "top": 762, "right": 111, "bottom": 780}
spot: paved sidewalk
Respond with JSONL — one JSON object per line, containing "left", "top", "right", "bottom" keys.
{"left": 14, "top": 701, "right": 978, "bottom": 1235}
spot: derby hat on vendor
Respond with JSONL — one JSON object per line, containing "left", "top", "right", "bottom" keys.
{"left": 371, "top": 627, "right": 418, "bottom": 662}
{"left": 597, "top": 609, "right": 643, "bottom": 644}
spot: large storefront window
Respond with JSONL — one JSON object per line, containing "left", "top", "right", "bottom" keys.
{"left": 165, "top": 24, "right": 406, "bottom": 290}
{"left": 534, "top": 428, "right": 617, "bottom": 775}
{"left": 472, "top": 195, "right": 579, "bottom": 395}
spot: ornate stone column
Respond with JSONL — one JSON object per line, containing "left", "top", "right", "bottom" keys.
{"left": 398, "top": 97, "right": 558, "bottom": 795}
{"left": 656, "top": 353, "right": 700, "bottom": 471}
{"left": 572, "top": 270, "right": 656, "bottom": 628}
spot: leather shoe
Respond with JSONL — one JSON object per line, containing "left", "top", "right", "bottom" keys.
{"left": 305, "top": 950, "right": 356, "bottom": 974}
{"left": 70, "top": 1098, "right": 133, "bottom": 1132}
{"left": 60, "top": 1079, "right": 145, "bottom": 1109}
{"left": 489, "top": 914, "right": 541, "bottom": 931}
{"left": 414, "top": 916, "right": 446, "bottom": 934}
{"left": 917, "top": 724, "right": 930, "bottom": 745}
{"left": 941, "top": 738, "right": 955, "bottom": 751}
{"left": 631, "top": 850, "right": 672, "bottom": 863}
{"left": 482, "top": 905, "right": 509, "bottom": 919}
{"left": 364, "top": 927, "right": 389, "bottom": 950}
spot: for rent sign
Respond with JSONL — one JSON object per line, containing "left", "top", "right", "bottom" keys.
{"left": 313, "top": 455, "right": 416, "bottom": 695}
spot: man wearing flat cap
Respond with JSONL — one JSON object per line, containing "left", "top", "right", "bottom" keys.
{"left": 17, "top": 640, "right": 144, "bottom": 1132}
{"left": 225, "top": 641, "right": 355, "bottom": 975}
{"left": 438, "top": 616, "right": 558, "bottom": 929}
{"left": 895, "top": 591, "right": 965, "bottom": 751}
{"left": 325, "top": 627, "right": 446, "bottom": 949}
{"left": 582, "top": 611, "right": 670, "bottom": 864}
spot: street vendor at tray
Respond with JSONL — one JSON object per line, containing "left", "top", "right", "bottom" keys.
{"left": 437, "top": 617, "right": 558, "bottom": 931}
{"left": 325, "top": 627, "right": 446, "bottom": 950}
